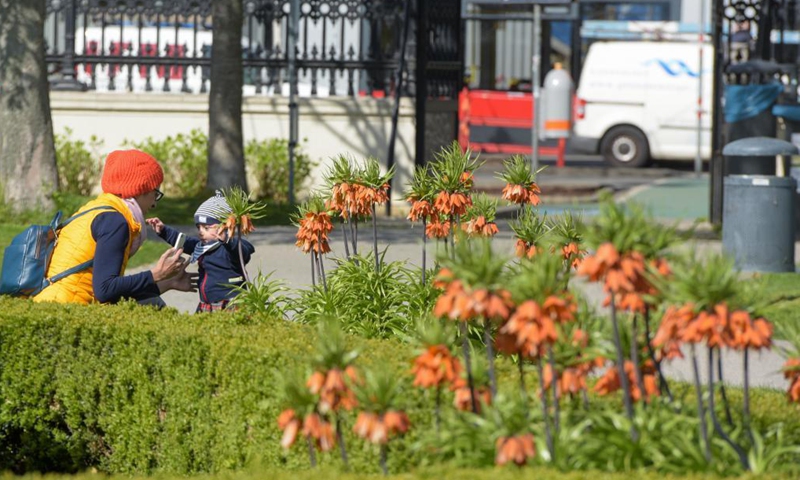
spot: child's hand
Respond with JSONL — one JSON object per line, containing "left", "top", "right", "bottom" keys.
{"left": 146, "top": 217, "right": 165, "bottom": 234}
{"left": 213, "top": 223, "right": 228, "bottom": 241}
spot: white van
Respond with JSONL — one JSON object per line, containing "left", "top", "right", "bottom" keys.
{"left": 571, "top": 41, "right": 713, "bottom": 167}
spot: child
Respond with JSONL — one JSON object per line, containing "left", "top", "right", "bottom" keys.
{"left": 147, "top": 191, "right": 255, "bottom": 312}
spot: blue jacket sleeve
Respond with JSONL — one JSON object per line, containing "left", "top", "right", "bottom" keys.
{"left": 91, "top": 212, "right": 161, "bottom": 303}
{"left": 225, "top": 237, "right": 255, "bottom": 265}
{"left": 157, "top": 224, "right": 200, "bottom": 255}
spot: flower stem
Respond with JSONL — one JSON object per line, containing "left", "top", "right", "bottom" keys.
{"left": 353, "top": 218, "right": 359, "bottom": 257}
{"left": 315, "top": 251, "right": 327, "bottom": 293}
{"left": 644, "top": 306, "right": 673, "bottom": 402}
{"left": 421, "top": 218, "right": 427, "bottom": 285}
{"left": 743, "top": 349, "right": 752, "bottom": 437}
{"left": 336, "top": 414, "right": 349, "bottom": 469}
{"left": 380, "top": 443, "right": 388, "bottom": 475}
{"left": 609, "top": 292, "right": 637, "bottom": 441}
{"left": 435, "top": 386, "right": 441, "bottom": 432}
{"left": 460, "top": 321, "right": 479, "bottom": 414}
{"left": 449, "top": 215, "right": 455, "bottom": 259}
{"left": 630, "top": 315, "right": 647, "bottom": 406}
{"left": 690, "top": 344, "right": 711, "bottom": 463}
{"left": 342, "top": 217, "right": 351, "bottom": 259}
{"left": 310, "top": 252, "right": 316, "bottom": 287}
{"left": 484, "top": 319, "right": 497, "bottom": 398}
{"left": 547, "top": 346, "right": 561, "bottom": 438}
{"left": 536, "top": 357, "right": 554, "bottom": 456}
{"left": 707, "top": 348, "right": 749, "bottom": 470}
{"left": 372, "top": 204, "right": 380, "bottom": 273}
{"left": 237, "top": 227, "right": 250, "bottom": 283}
{"left": 307, "top": 436, "right": 317, "bottom": 467}
{"left": 716, "top": 350, "right": 734, "bottom": 427}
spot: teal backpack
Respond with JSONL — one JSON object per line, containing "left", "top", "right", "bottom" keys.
{"left": 0, "top": 207, "right": 113, "bottom": 297}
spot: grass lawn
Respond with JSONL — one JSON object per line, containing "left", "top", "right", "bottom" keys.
{"left": 0, "top": 224, "right": 166, "bottom": 270}
{"left": 753, "top": 272, "right": 800, "bottom": 338}
{"left": 152, "top": 194, "right": 295, "bottom": 226}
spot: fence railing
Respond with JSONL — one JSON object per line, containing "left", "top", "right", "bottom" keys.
{"left": 45, "top": 0, "right": 407, "bottom": 96}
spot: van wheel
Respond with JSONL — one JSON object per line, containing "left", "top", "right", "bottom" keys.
{"left": 601, "top": 127, "right": 650, "bottom": 168}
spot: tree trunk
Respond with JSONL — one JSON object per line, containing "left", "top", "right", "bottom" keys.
{"left": 0, "top": 0, "right": 58, "bottom": 211}
{"left": 208, "top": 0, "right": 248, "bottom": 191}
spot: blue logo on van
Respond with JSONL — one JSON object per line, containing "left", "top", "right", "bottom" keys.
{"left": 645, "top": 59, "right": 700, "bottom": 78}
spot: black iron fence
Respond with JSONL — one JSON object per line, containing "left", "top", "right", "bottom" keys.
{"left": 720, "top": 0, "right": 799, "bottom": 85}
{"left": 44, "top": 0, "right": 410, "bottom": 96}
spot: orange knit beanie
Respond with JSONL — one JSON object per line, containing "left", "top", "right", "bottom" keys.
{"left": 101, "top": 149, "right": 164, "bottom": 198}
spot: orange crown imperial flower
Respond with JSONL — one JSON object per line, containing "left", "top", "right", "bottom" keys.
{"left": 434, "top": 191, "right": 472, "bottom": 216}
{"left": 514, "top": 239, "right": 540, "bottom": 259}
{"left": 501, "top": 182, "right": 541, "bottom": 206}
{"left": 462, "top": 216, "right": 499, "bottom": 237}
{"left": 495, "top": 433, "right": 536, "bottom": 466}
{"left": 412, "top": 344, "right": 463, "bottom": 389}
{"left": 295, "top": 211, "right": 334, "bottom": 254}
{"left": 407, "top": 199, "right": 434, "bottom": 222}
{"left": 302, "top": 412, "right": 336, "bottom": 451}
{"left": 561, "top": 242, "right": 586, "bottom": 268}
{"left": 593, "top": 360, "right": 659, "bottom": 403}
{"left": 307, "top": 366, "right": 359, "bottom": 413}
{"left": 278, "top": 409, "right": 301, "bottom": 449}
{"left": 433, "top": 282, "right": 513, "bottom": 323}
{"left": 499, "top": 302, "right": 555, "bottom": 356}
{"left": 451, "top": 378, "right": 492, "bottom": 413}
{"left": 328, "top": 182, "right": 355, "bottom": 218}
{"left": 542, "top": 364, "right": 588, "bottom": 397}
{"left": 426, "top": 217, "right": 452, "bottom": 239}
{"left": 784, "top": 358, "right": 800, "bottom": 403}
{"left": 353, "top": 410, "right": 410, "bottom": 445}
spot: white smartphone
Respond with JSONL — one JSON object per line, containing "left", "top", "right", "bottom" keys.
{"left": 174, "top": 232, "right": 186, "bottom": 250}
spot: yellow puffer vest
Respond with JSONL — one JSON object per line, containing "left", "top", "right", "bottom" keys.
{"left": 33, "top": 194, "right": 141, "bottom": 304}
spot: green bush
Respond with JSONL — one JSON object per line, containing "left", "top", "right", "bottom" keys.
{"left": 0, "top": 298, "right": 427, "bottom": 475}
{"left": 125, "top": 129, "right": 208, "bottom": 198}
{"left": 292, "top": 255, "right": 437, "bottom": 339}
{"left": 245, "top": 138, "right": 315, "bottom": 203}
{"left": 124, "top": 131, "right": 314, "bottom": 202}
{"left": 4, "top": 466, "right": 799, "bottom": 480}
{"left": 54, "top": 128, "right": 104, "bottom": 196}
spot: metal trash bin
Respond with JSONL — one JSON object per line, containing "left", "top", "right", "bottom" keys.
{"left": 722, "top": 138, "right": 798, "bottom": 272}
{"left": 722, "top": 175, "right": 797, "bottom": 272}
{"left": 723, "top": 137, "right": 792, "bottom": 175}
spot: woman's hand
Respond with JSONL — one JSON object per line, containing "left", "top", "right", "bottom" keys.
{"left": 157, "top": 269, "right": 198, "bottom": 294}
{"left": 150, "top": 247, "right": 186, "bottom": 282}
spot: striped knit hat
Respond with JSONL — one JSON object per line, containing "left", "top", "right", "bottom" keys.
{"left": 194, "top": 190, "right": 232, "bottom": 225}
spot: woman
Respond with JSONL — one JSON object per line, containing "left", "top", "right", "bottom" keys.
{"left": 34, "top": 149, "right": 195, "bottom": 304}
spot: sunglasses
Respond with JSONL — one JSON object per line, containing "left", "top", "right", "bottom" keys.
{"left": 154, "top": 188, "right": 164, "bottom": 202}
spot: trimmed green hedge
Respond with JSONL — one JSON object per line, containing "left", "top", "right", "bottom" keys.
{"left": 3, "top": 465, "right": 799, "bottom": 480}
{"left": 1, "top": 297, "right": 799, "bottom": 478}
{"left": 0, "top": 298, "right": 424, "bottom": 475}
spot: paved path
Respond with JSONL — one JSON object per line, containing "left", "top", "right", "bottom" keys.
{"left": 134, "top": 174, "right": 792, "bottom": 390}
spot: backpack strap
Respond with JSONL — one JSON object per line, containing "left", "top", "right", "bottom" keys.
{"left": 58, "top": 206, "right": 118, "bottom": 231}
{"left": 33, "top": 259, "right": 96, "bottom": 296}
{"left": 33, "top": 206, "right": 119, "bottom": 296}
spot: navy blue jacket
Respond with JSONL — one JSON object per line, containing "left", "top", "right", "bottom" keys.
{"left": 157, "top": 225, "right": 255, "bottom": 304}
{"left": 92, "top": 212, "right": 160, "bottom": 303}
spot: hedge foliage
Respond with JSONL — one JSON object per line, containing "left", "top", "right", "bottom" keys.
{"left": 4, "top": 465, "right": 799, "bottom": 480}
{"left": 1, "top": 298, "right": 799, "bottom": 478}
{"left": 0, "top": 297, "right": 427, "bottom": 475}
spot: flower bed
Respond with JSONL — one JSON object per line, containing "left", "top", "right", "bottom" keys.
{"left": 0, "top": 296, "right": 798, "bottom": 477}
